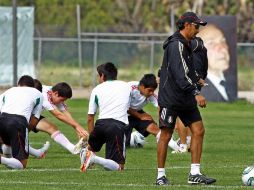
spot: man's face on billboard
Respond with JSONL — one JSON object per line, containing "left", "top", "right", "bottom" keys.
{"left": 199, "top": 25, "right": 230, "bottom": 75}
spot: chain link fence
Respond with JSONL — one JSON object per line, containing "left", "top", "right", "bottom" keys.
{"left": 34, "top": 35, "right": 254, "bottom": 91}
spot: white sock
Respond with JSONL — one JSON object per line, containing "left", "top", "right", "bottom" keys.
{"left": 157, "top": 168, "right": 166, "bottom": 179}
{"left": 190, "top": 163, "right": 201, "bottom": 175}
{"left": 156, "top": 130, "right": 161, "bottom": 143}
{"left": 168, "top": 138, "right": 177, "bottom": 150}
{"left": 2, "top": 144, "right": 12, "bottom": 158}
{"left": 93, "top": 155, "right": 119, "bottom": 171}
{"left": 29, "top": 145, "right": 43, "bottom": 158}
{"left": 0, "top": 156, "right": 23, "bottom": 169}
{"left": 51, "top": 131, "right": 75, "bottom": 153}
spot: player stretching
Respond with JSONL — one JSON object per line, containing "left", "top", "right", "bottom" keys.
{"left": 0, "top": 75, "right": 43, "bottom": 169}
{"left": 31, "top": 81, "right": 88, "bottom": 154}
{"left": 80, "top": 62, "right": 131, "bottom": 172}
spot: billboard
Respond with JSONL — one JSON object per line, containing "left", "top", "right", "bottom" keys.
{"left": 198, "top": 16, "right": 237, "bottom": 102}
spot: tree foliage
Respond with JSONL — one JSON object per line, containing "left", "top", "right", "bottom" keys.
{"left": 0, "top": 0, "right": 253, "bottom": 42}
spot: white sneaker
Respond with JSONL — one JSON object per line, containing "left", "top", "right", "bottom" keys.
{"left": 171, "top": 142, "right": 188, "bottom": 154}
{"left": 73, "top": 138, "right": 88, "bottom": 154}
{"left": 38, "top": 141, "right": 50, "bottom": 159}
{"left": 80, "top": 148, "right": 95, "bottom": 172}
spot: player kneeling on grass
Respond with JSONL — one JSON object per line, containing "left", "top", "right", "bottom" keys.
{"left": 125, "top": 73, "right": 177, "bottom": 149}
{"left": 0, "top": 75, "right": 43, "bottom": 169}
{"left": 80, "top": 62, "right": 131, "bottom": 172}
{"left": 1, "top": 79, "right": 50, "bottom": 159}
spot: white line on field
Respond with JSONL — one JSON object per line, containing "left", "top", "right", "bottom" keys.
{"left": 0, "top": 164, "right": 246, "bottom": 173}
{"left": 0, "top": 180, "right": 245, "bottom": 189}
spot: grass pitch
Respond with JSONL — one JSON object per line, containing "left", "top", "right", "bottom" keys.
{"left": 0, "top": 99, "right": 253, "bottom": 190}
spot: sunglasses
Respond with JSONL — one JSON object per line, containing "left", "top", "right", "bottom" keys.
{"left": 191, "top": 23, "right": 200, "bottom": 29}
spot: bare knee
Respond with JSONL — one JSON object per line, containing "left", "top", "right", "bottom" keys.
{"left": 146, "top": 123, "right": 160, "bottom": 136}
{"left": 191, "top": 125, "right": 205, "bottom": 137}
{"left": 159, "top": 127, "right": 173, "bottom": 142}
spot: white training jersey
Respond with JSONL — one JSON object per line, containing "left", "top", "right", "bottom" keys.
{"left": 42, "top": 85, "right": 67, "bottom": 111}
{"left": 128, "top": 81, "right": 158, "bottom": 110}
{"left": 88, "top": 80, "right": 131, "bottom": 124}
{"left": 0, "top": 87, "right": 43, "bottom": 123}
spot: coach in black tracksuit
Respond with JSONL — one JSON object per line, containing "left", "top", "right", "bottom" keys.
{"left": 155, "top": 12, "right": 216, "bottom": 186}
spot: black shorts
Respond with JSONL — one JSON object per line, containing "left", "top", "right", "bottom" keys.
{"left": 159, "top": 106, "right": 202, "bottom": 128}
{"left": 88, "top": 119, "right": 126, "bottom": 164}
{"left": 31, "top": 115, "right": 45, "bottom": 133}
{"left": 128, "top": 111, "right": 155, "bottom": 137}
{"left": 0, "top": 113, "right": 29, "bottom": 161}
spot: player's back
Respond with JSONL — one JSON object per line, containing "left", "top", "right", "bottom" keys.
{"left": 0, "top": 87, "right": 43, "bottom": 122}
{"left": 91, "top": 80, "right": 131, "bottom": 124}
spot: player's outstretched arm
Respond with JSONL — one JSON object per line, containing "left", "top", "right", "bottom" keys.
{"left": 49, "top": 109, "right": 88, "bottom": 138}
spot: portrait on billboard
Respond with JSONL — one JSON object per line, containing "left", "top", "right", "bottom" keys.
{"left": 197, "top": 16, "right": 237, "bottom": 102}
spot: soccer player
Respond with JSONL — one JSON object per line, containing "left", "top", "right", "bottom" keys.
{"left": 0, "top": 75, "right": 43, "bottom": 169}
{"left": 80, "top": 62, "right": 131, "bottom": 172}
{"left": 125, "top": 73, "right": 176, "bottom": 148}
{"left": 0, "top": 79, "right": 50, "bottom": 159}
{"left": 31, "top": 81, "right": 88, "bottom": 154}
{"left": 156, "top": 12, "right": 216, "bottom": 185}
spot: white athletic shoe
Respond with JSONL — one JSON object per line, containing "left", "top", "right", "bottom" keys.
{"left": 37, "top": 141, "right": 50, "bottom": 159}
{"left": 80, "top": 148, "right": 95, "bottom": 172}
{"left": 171, "top": 141, "right": 188, "bottom": 154}
{"left": 73, "top": 138, "right": 88, "bottom": 154}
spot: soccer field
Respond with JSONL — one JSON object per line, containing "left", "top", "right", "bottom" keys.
{"left": 0, "top": 99, "right": 253, "bottom": 190}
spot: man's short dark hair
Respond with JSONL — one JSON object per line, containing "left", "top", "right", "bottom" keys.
{"left": 139, "top": 74, "right": 158, "bottom": 89}
{"left": 52, "top": 82, "right": 72, "bottom": 98}
{"left": 34, "top": 79, "right": 43, "bottom": 92}
{"left": 18, "top": 75, "right": 34, "bottom": 87}
{"left": 97, "top": 62, "right": 117, "bottom": 81}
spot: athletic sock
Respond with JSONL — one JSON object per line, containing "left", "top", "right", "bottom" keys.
{"left": 0, "top": 157, "right": 23, "bottom": 169}
{"left": 156, "top": 130, "right": 161, "bottom": 143}
{"left": 29, "top": 145, "right": 43, "bottom": 158}
{"left": 51, "top": 131, "right": 75, "bottom": 153}
{"left": 157, "top": 168, "right": 166, "bottom": 179}
{"left": 190, "top": 163, "right": 201, "bottom": 175}
{"left": 93, "top": 155, "right": 119, "bottom": 171}
{"left": 2, "top": 144, "right": 12, "bottom": 158}
{"left": 168, "top": 138, "right": 177, "bottom": 150}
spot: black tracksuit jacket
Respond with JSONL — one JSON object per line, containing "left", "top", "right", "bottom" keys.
{"left": 158, "top": 31, "right": 200, "bottom": 110}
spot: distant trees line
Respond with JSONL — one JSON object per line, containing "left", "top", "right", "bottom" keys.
{"left": 0, "top": 0, "right": 253, "bottom": 42}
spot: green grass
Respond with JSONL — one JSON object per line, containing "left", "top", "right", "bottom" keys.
{"left": 1, "top": 99, "right": 254, "bottom": 189}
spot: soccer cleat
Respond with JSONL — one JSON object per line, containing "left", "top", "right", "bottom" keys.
{"left": 155, "top": 176, "right": 170, "bottom": 185}
{"left": 73, "top": 138, "right": 88, "bottom": 154}
{"left": 37, "top": 141, "right": 50, "bottom": 159}
{"left": 188, "top": 173, "right": 216, "bottom": 185}
{"left": 80, "top": 148, "right": 95, "bottom": 172}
